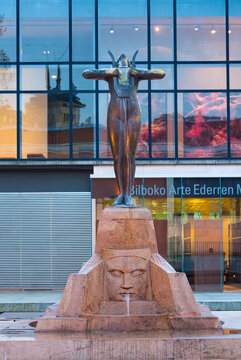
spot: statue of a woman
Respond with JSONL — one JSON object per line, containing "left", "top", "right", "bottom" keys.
{"left": 83, "top": 51, "right": 165, "bottom": 206}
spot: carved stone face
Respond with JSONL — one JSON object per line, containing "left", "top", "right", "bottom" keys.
{"left": 106, "top": 256, "right": 149, "bottom": 301}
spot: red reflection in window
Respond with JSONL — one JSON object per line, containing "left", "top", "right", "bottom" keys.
{"left": 230, "top": 93, "right": 241, "bottom": 157}
{"left": 180, "top": 93, "right": 227, "bottom": 158}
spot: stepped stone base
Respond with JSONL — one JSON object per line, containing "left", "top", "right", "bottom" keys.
{"left": 36, "top": 207, "right": 222, "bottom": 334}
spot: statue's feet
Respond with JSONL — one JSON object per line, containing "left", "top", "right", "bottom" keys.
{"left": 123, "top": 195, "right": 135, "bottom": 207}
{"left": 112, "top": 194, "right": 124, "bottom": 206}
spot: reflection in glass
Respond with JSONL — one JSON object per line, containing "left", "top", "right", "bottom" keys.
{"left": 177, "top": 0, "right": 226, "bottom": 61}
{"left": 182, "top": 195, "right": 221, "bottom": 291}
{"left": 230, "top": 92, "right": 241, "bottom": 157}
{"left": 20, "top": 0, "right": 69, "bottom": 62}
{"left": 0, "top": 94, "right": 16, "bottom": 158}
{"left": 151, "top": 65, "right": 174, "bottom": 90}
{"left": 73, "top": 93, "right": 95, "bottom": 158}
{"left": 72, "top": 0, "right": 95, "bottom": 61}
{"left": 177, "top": 65, "right": 226, "bottom": 90}
{"left": 0, "top": 0, "right": 16, "bottom": 62}
{"left": 151, "top": 93, "right": 174, "bottom": 158}
{"left": 99, "top": 93, "right": 112, "bottom": 158}
{"left": 21, "top": 93, "right": 70, "bottom": 159}
{"left": 21, "top": 65, "right": 69, "bottom": 91}
{"left": 137, "top": 93, "right": 149, "bottom": 158}
{"left": 99, "top": 0, "right": 147, "bottom": 61}
{"left": 230, "top": 65, "right": 241, "bottom": 90}
{"left": 229, "top": 0, "right": 241, "bottom": 60}
{"left": 222, "top": 197, "right": 241, "bottom": 292}
{"left": 72, "top": 65, "right": 95, "bottom": 91}
{"left": 178, "top": 92, "right": 227, "bottom": 158}
{"left": 151, "top": 0, "right": 173, "bottom": 61}
{"left": 0, "top": 66, "right": 16, "bottom": 90}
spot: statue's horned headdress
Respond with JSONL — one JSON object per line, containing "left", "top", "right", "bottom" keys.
{"left": 108, "top": 50, "right": 139, "bottom": 68}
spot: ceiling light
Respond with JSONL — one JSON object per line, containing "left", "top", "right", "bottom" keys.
{"left": 154, "top": 26, "right": 160, "bottom": 32}
{"left": 194, "top": 25, "right": 199, "bottom": 31}
{"left": 51, "top": 75, "right": 57, "bottom": 79}
{"left": 109, "top": 28, "right": 115, "bottom": 34}
{"left": 228, "top": 29, "right": 232, "bottom": 34}
{"left": 134, "top": 26, "right": 139, "bottom": 31}
{"left": 210, "top": 25, "right": 216, "bottom": 34}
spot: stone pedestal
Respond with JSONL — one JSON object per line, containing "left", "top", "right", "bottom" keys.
{"left": 36, "top": 207, "right": 222, "bottom": 333}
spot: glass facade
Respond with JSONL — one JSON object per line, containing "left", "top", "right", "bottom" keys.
{"left": 94, "top": 177, "right": 241, "bottom": 292}
{"left": 0, "top": 0, "right": 241, "bottom": 160}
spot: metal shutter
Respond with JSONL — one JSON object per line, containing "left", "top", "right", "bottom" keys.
{"left": 0, "top": 192, "right": 91, "bottom": 289}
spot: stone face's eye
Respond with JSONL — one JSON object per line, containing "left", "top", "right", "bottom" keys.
{"left": 109, "top": 270, "right": 123, "bottom": 277}
{"left": 131, "top": 269, "right": 145, "bottom": 277}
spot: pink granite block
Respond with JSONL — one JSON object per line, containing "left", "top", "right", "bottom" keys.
{"left": 86, "top": 314, "right": 171, "bottom": 332}
{"left": 36, "top": 317, "right": 87, "bottom": 332}
{"left": 57, "top": 254, "right": 104, "bottom": 317}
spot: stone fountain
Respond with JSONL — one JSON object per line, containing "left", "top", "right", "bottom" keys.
{"left": 36, "top": 206, "right": 222, "bottom": 333}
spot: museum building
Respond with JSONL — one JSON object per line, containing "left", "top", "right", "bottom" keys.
{"left": 1, "top": 0, "right": 241, "bottom": 293}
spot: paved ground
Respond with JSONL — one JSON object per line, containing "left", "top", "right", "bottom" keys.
{"left": 1, "top": 291, "right": 241, "bottom": 312}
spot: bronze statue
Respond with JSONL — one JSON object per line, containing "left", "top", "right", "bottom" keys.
{"left": 83, "top": 51, "right": 165, "bottom": 206}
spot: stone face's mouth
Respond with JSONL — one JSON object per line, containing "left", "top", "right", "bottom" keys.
{"left": 119, "top": 292, "right": 135, "bottom": 300}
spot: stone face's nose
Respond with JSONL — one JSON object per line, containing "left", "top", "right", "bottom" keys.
{"left": 121, "top": 273, "right": 133, "bottom": 290}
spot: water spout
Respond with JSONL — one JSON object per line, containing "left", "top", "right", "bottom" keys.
{"left": 125, "top": 294, "right": 130, "bottom": 316}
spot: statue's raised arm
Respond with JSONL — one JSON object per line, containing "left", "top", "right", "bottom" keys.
{"left": 83, "top": 67, "right": 118, "bottom": 80}
{"left": 83, "top": 50, "right": 165, "bottom": 207}
{"left": 129, "top": 67, "right": 165, "bottom": 81}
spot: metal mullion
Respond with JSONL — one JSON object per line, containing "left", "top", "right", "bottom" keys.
{"left": 176, "top": 61, "right": 227, "bottom": 65}
{"left": 20, "top": 90, "right": 72, "bottom": 94}
{"left": 69, "top": 0, "right": 73, "bottom": 159}
{"left": 19, "top": 62, "right": 69, "bottom": 65}
{"left": 226, "top": 0, "right": 231, "bottom": 159}
{"left": 147, "top": 0, "right": 152, "bottom": 159}
{"left": 173, "top": 0, "right": 178, "bottom": 159}
{"left": 95, "top": 0, "right": 99, "bottom": 160}
{"left": 176, "top": 89, "right": 227, "bottom": 93}
{"left": 17, "top": 0, "right": 20, "bottom": 159}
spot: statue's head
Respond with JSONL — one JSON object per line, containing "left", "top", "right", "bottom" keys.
{"left": 108, "top": 50, "right": 139, "bottom": 69}
{"left": 116, "top": 54, "right": 129, "bottom": 68}
{"left": 103, "top": 249, "right": 151, "bottom": 301}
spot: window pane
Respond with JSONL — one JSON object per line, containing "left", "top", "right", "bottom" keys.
{"left": 0, "top": 66, "right": 16, "bottom": 90}
{"left": 20, "top": 0, "right": 69, "bottom": 62}
{"left": 72, "top": 65, "right": 95, "bottom": 91}
{"left": 178, "top": 92, "right": 227, "bottom": 158}
{"left": 21, "top": 93, "right": 70, "bottom": 159}
{"left": 72, "top": 0, "right": 95, "bottom": 61}
{"left": 0, "top": 94, "right": 16, "bottom": 158}
{"left": 0, "top": 0, "right": 16, "bottom": 62}
{"left": 73, "top": 93, "right": 95, "bottom": 158}
{"left": 221, "top": 196, "right": 241, "bottom": 292}
{"left": 151, "top": 93, "right": 174, "bottom": 158}
{"left": 230, "top": 92, "right": 241, "bottom": 157}
{"left": 99, "top": 93, "right": 111, "bottom": 158}
{"left": 230, "top": 65, "right": 241, "bottom": 89}
{"left": 229, "top": 0, "right": 241, "bottom": 60}
{"left": 99, "top": 0, "right": 147, "bottom": 61}
{"left": 177, "top": 0, "right": 226, "bottom": 61}
{"left": 137, "top": 93, "right": 149, "bottom": 158}
{"left": 182, "top": 190, "right": 221, "bottom": 291}
{"left": 151, "top": 0, "right": 173, "bottom": 61}
{"left": 177, "top": 65, "right": 226, "bottom": 90}
{"left": 21, "top": 65, "right": 69, "bottom": 91}
{"left": 151, "top": 65, "right": 174, "bottom": 90}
